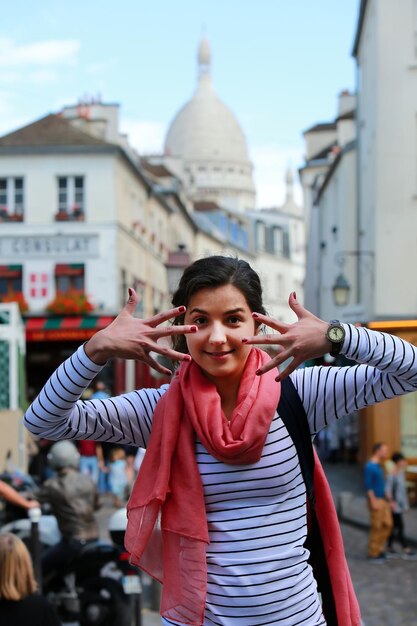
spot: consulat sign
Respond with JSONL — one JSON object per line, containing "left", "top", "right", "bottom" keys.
{"left": 0, "top": 234, "right": 99, "bottom": 259}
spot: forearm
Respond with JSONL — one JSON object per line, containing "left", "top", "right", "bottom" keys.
{"left": 367, "top": 489, "right": 380, "bottom": 509}
{"left": 24, "top": 344, "right": 103, "bottom": 440}
{"left": 0, "top": 482, "right": 33, "bottom": 509}
{"left": 293, "top": 324, "right": 417, "bottom": 433}
{"left": 23, "top": 344, "right": 167, "bottom": 447}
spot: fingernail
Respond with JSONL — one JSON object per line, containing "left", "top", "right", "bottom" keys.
{"left": 178, "top": 306, "right": 186, "bottom": 312}
{"left": 128, "top": 288, "right": 133, "bottom": 297}
{"left": 241, "top": 338, "right": 248, "bottom": 343}
{"left": 275, "top": 375, "right": 281, "bottom": 382}
{"left": 256, "top": 369, "right": 261, "bottom": 375}
{"left": 252, "top": 312, "right": 260, "bottom": 318}
{"left": 183, "top": 355, "right": 192, "bottom": 361}
{"left": 293, "top": 291, "right": 297, "bottom": 300}
{"left": 190, "top": 326, "right": 198, "bottom": 332}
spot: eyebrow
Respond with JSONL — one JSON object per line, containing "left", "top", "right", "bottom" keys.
{"left": 188, "top": 307, "right": 247, "bottom": 315}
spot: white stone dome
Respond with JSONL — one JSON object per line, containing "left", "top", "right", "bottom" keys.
{"left": 165, "top": 75, "right": 250, "bottom": 164}
{"left": 164, "top": 38, "right": 255, "bottom": 211}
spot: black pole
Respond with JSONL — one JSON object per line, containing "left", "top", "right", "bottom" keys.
{"left": 28, "top": 507, "right": 42, "bottom": 594}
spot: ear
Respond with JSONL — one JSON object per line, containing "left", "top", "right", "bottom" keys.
{"left": 254, "top": 320, "right": 262, "bottom": 335}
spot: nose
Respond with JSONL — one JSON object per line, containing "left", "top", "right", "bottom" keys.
{"left": 209, "top": 322, "right": 226, "bottom": 345}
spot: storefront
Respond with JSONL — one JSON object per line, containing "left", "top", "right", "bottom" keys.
{"left": 25, "top": 314, "right": 116, "bottom": 397}
{"left": 24, "top": 313, "right": 170, "bottom": 399}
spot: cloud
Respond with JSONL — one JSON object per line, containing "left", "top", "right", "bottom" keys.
{"left": 121, "top": 119, "right": 166, "bottom": 155}
{"left": 251, "top": 144, "right": 304, "bottom": 208}
{"left": 0, "top": 37, "right": 80, "bottom": 68}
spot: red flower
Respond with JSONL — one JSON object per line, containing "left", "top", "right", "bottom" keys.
{"left": 0, "top": 292, "right": 29, "bottom": 313}
{"left": 46, "top": 290, "right": 95, "bottom": 315}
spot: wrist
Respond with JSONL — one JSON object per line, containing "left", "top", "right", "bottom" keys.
{"left": 84, "top": 332, "right": 111, "bottom": 364}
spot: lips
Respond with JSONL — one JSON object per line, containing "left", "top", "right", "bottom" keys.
{"left": 205, "top": 350, "right": 233, "bottom": 357}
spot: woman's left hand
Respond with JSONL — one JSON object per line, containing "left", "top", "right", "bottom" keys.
{"left": 242, "top": 292, "right": 332, "bottom": 380}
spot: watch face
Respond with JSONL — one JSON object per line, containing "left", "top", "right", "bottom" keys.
{"left": 328, "top": 326, "right": 344, "bottom": 342}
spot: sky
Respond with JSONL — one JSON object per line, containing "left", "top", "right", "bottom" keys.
{"left": 0, "top": 0, "right": 360, "bottom": 207}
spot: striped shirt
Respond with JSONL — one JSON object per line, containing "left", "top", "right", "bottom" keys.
{"left": 24, "top": 324, "right": 417, "bottom": 625}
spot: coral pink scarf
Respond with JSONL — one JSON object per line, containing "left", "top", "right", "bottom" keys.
{"left": 125, "top": 348, "right": 280, "bottom": 626}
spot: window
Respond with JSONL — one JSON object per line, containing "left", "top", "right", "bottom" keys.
{"left": 273, "top": 227, "right": 284, "bottom": 256}
{"left": 0, "top": 265, "right": 23, "bottom": 296}
{"left": 0, "top": 177, "right": 24, "bottom": 220}
{"left": 55, "top": 264, "right": 85, "bottom": 293}
{"left": 255, "top": 221, "right": 266, "bottom": 252}
{"left": 57, "top": 176, "right": 85, "bottom": 218}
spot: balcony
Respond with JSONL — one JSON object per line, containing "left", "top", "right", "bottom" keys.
{"left": 54, "top": 207, "right": 85, "bottom": 222}
{"left": 0, "top": 207, "right": 23, "bottom": 222}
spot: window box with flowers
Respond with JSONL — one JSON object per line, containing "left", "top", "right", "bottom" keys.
{"left": 46, "top": 291, "right": 95, "bottom": 315}
{"left": 0, "top": 292, "right": 29, "bottom": 314}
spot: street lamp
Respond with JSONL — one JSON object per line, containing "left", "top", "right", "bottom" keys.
{"left": 331, "top": 250, "right": 374, "bottom": 306}
{"left": 332, "top": 273, "right": 351, "bottom": 307}
{"left": 165, "top": 244, "right": 191, "bottom": 294}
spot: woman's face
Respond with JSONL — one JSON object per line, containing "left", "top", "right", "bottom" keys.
{"left": 184, "top": 284, "right": 258, "bottom": 386}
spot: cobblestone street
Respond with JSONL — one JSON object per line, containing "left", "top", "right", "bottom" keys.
{"left": 341, "top": 523, "right": 417, "bottom": 626}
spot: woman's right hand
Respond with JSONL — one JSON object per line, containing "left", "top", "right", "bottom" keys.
{"left": 84, "top": 288, "right": 197, "bottom": 375}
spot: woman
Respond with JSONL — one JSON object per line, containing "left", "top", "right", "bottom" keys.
{"left": 24, "top": 256, "right": 417, "bottom": 626}
{"left": 0, "top": 533, "right": 61, "bottom": 626}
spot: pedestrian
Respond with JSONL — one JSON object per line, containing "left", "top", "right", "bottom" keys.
{"left": 77, "top": 439, "right": 103, "bottom": 485}
{"left": 37, "top": 440, "right": 99, "bottom": 581}
{"left": 89, "top": 381, "right": 112, "bottom": 493}
{"left": 24, "top": 255, "right": 417, "bottom": 626}
{"left": 364, "top": 442, "right": 393, "bottom": 562}
{"left": 108, "top": 446, "right": 129, "bottom": 507}
{"left": 386, "top": 451, "right": 417, "bottom": 559}
{"left": 0, "top": 532, "right": 61, "bottom": 626}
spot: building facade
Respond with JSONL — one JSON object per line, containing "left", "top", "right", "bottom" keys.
{"left": 299, "top": 0, "right": 417, "bottom": 461}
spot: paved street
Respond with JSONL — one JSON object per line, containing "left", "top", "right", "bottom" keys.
{"left": 99, "top": 462, "right": 417, "bottom": 626}
{"left": 341, "top": 522, "right": 417, "bottom": 626}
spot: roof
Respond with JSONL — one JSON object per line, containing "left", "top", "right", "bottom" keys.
{"left": 140, "top": 159, "right": 173, "bottom": 178}
{"left": 303, "top": 122, "right": 337, "bottom": 135}
{"left": 336, "top": 109, "right": 355, "bottom": 122}
{"left": 308, "top": 141, "right": 338, "bottom": 162}
{"left": 193, "top": 200, "right": 221, "bottom": 212}
{"left": 352, "top": 0, "right": 368, "bottom": 58}
{"left": 315, "top": 140, "right": 356, "bottom": 202}
{"left": 0, "top": 114, "right": 112, "bottom": 147}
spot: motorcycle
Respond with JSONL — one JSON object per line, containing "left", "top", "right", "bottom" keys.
{"left": 0, "top": 469, "right": 142, "bottom": 626}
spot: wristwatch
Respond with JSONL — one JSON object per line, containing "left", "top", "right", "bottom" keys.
{"left": 326, "top": 320, "right": 346, "bottom": 357}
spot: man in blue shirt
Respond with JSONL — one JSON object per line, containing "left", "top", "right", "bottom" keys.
{"left": 364, "top": 442, "right": 393, "bottom": 562}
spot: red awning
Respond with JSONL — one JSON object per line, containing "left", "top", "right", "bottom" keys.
{"left": 25, "top": 315, "right": 114, "bottom": 342}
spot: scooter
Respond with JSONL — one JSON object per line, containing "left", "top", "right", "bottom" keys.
{"left": 0, "top": 469, "right": 142, "bottom": 626}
